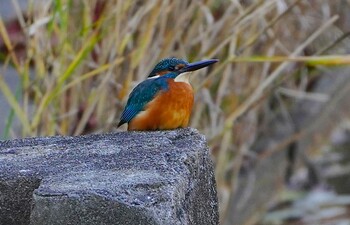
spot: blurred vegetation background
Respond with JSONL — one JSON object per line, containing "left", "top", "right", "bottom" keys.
{"left": 1, "top": 0, "right": 350, "bottom": 224}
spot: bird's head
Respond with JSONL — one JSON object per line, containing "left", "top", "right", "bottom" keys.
{"left": 148, "top": 57, "right": 218, "bottom": 80}
{"left": 148, "top": 58, "right": 189, "bottom": 78}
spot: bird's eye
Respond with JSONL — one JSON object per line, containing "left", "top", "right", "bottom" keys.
{"left": 168, "top": 66, "right": 175, "bottom": 71}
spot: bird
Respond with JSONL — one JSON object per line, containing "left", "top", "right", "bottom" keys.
{"left": 117, "top": 57, "right": 218, "bottom": 131}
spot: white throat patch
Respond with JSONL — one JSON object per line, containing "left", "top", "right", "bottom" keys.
{"left": 174, "top": 72, "right": 191, "bottom": 84}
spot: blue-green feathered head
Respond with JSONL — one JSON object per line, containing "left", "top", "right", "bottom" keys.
{"left": 148, "top": 58, "right": 189, "bottom": 78}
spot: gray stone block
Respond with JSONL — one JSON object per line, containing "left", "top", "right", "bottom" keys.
{"left": 0, "top": 128, "right": 218, "bottom": 225}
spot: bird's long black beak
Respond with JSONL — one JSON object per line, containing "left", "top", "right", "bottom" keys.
{"left": 179, "top": 59, "right": 218, "bottom": 73}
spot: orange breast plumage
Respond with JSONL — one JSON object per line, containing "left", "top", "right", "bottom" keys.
{"left": 128, "top": 79, "right": 194, "bottom": 131}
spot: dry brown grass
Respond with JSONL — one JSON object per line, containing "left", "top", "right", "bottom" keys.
{"left": 1, "top": 0, "right": 349, "bottom": 223}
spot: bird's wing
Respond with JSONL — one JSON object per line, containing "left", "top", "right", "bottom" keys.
{"left": 118, "top": 79, "right": 165, "bottom": 127}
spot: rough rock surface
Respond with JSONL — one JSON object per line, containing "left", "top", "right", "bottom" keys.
{"left": 0, "top": 128, "right": 218, "bottom": 225}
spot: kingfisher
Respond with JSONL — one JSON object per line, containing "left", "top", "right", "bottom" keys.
{"left": 117, "top": 57, "right": 218, "bottom": 131}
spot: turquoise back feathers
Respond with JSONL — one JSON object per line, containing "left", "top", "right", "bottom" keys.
{"left": 117, "top": 72, "right": 177, "bottom": 127}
